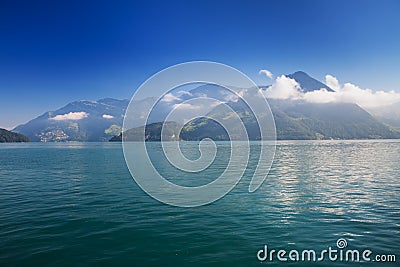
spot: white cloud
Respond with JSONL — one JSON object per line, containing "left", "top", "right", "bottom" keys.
{"left": 102, "top": 114, "right": 114, "bottom": 119}
{"left": 220, "top": 89, "right": 246, "bottom": 103}
{"left": 302, "top": 89, "right": 337, "bottom": 103}
{"left": 176, "top": 90, "right": 193, "bottom": 97}
{"left": 263, "top": 75, "right": 303, "bottom": 100}
{"left": 260, "top": 73, "right": 400, "bottom": 108}
{"left": 303, "top": 75, "right": 400, "bottom": 108}
{"left": 172, "top": 103, "right": 201, "bottom": 110}
{"left": 161, "top": 93, "right": 181, "bottom": 102}
{"left": 223, "top": 93, "right": 239, "bottom": 103}
{"left": 325, "top": 74, "right": 341, "bottom": 91}
{"left": 50, "top": 112, "right": 88, "bottom": 121}
{"left": 259, "top": 69, "right": 274, "bottom": 79}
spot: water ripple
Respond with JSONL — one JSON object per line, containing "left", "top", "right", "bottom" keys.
{"left": 0, "top": 141, "right": 399, "bottom": 266}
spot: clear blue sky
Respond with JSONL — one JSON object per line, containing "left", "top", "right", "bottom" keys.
{"left": 1, "top": 0, "right": 400, "bottom": 129}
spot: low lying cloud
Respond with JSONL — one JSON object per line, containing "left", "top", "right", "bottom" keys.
{"left": 304, "top": 75, "right": 400, "bottom": 108}
{"left": 263, "top": 74, "right": 400, "bottom": 108}
{"left": 263, "top": 75, "right": 302, "bottom": 100}
{"left": 176, "top": 90, "right": 193, "bottom": 97}
{"left": 153, "top": 73, "right": 400, "bottom": 111}
{"left": 221, "top": 89, "right": 246, "bottom": 103}
{"left": 102, "top": 114, "right": 114, "bottom": 119}
{"left": 325, "top": 75, "right": 341, "bottom": 91}
{"left": 161, "top": 93, "right": 181, "bottom": 102}
{"left": 172, "top": 103, "right": 201, "bottom": 110}
{"left": 259, "top": 69, "right": 274, "bottom": 79}
{"left": 50, "top": 112, "right": 88, "bottom": 121}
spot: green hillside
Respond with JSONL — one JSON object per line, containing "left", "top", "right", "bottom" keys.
{"left": 0, "top": 128, "right": 30, "bottom": 143}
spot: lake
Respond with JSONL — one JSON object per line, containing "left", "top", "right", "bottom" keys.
{"left": 0, "top": 140, "right": 399, "bottom": 266}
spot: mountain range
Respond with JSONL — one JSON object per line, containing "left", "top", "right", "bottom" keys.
{"left": 13, "top": 71, "right": 400, "bottom": 142}
{"left": 14, "top": 98, "right": 128, "bottom": 142}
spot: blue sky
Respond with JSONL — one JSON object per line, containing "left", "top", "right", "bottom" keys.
{"left": 1, "top": 0, "right": 400, "bottom": 129}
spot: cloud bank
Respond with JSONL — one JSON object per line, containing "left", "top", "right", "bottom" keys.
{"left": 51, "top": 112, "right": 88, "bottom": 121}
{"left": 161, "top": 93, "right": 181, "bottom": 102}
{"left": 263, "top": 75, "right": 302, "bottom": 100}
{"left": 263, "top": 74, "right": 400, "bottom": 108}
{"left": 172, "top": 103, "right": 201, "bottom": 110}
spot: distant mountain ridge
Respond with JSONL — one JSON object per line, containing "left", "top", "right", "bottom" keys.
{"left": 112, "top": 99, "right": 399, "bottom": 141}
{"left": 269, "top": 99, "right": 398, "bottom": 139}
{"left": 14, "top": 98, "right": 129, "bottom": 142}
{"left": 14, "top": 71, "right": 400, "bottom": 142}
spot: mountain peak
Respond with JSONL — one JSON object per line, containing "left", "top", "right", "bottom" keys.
{"left": 291, "top": 71, "right": 309, "bottom": 76}
{"left": 287, "top": 71, "right": 334, "bottom": 92}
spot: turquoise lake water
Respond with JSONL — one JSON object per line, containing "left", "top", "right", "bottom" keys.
{"left": 0, "top": 140, "right": 399, "bottom": 266}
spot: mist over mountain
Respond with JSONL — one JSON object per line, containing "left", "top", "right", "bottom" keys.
{"left": 14, "top": 71, "right": 400, "bottom": 142}
{"left": 269, "top": 99, "right": 398, "bottom": 139}
{"left": 366, "top": 102, "right": 400, "bottom": 129}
